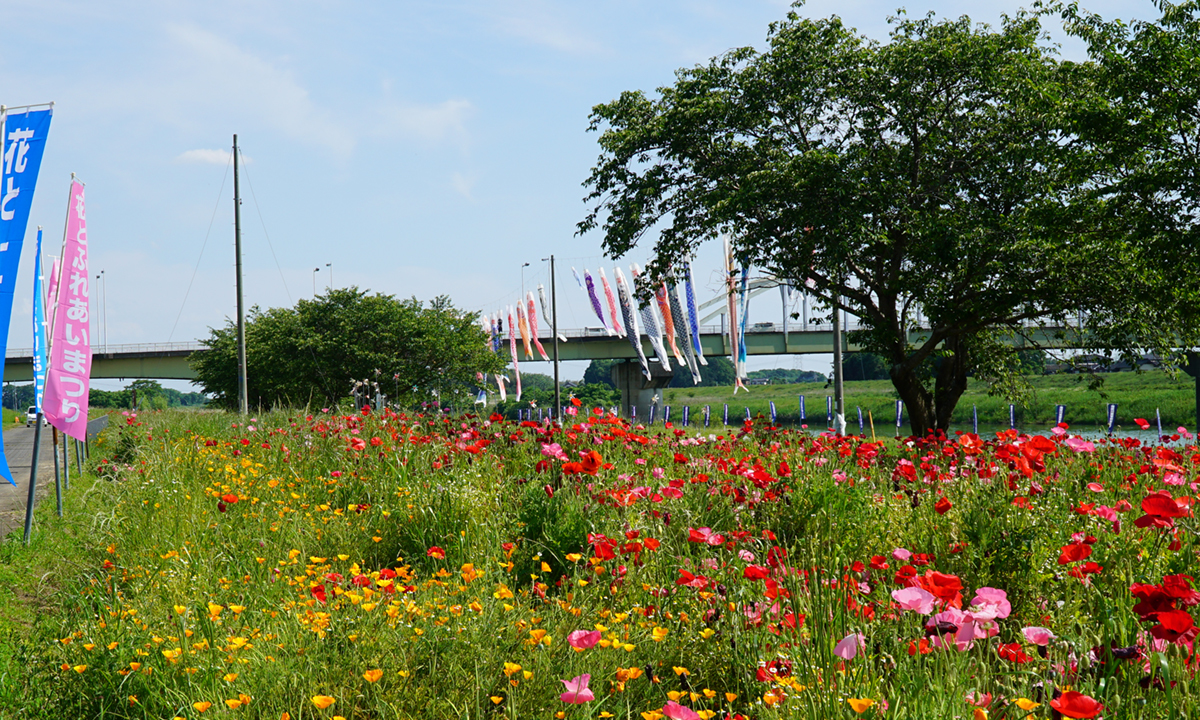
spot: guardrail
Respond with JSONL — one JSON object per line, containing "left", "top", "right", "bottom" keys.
{"left": 6, "top": 341, "right": 206, "bottom": 359}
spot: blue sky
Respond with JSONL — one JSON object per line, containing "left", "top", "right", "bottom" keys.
{"left": 1, "top": 0, "right": 1149, "bottom": 387}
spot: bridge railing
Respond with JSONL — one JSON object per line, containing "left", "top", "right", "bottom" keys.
{"left": 6, "top": 341, "right": 207, "bottom": 359}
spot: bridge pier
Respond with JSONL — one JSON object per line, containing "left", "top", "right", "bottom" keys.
{"left": 611, "top": 360, "right": 674, "bottom": 421}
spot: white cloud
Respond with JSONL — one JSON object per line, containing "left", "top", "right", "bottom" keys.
{"left": 450, "top": 171, "right": 477, "bottom": 199}
{"left": 375, "top": 98, "right": 474, "bottom": 145}
{"left": 492, "top": 1, "right": 603, "bottom": 55}
{"left": 162, "top": 23, "right": 356, "bottom": 158}
{"left": 175, "top": 148, "right": 246, "bottom": 165}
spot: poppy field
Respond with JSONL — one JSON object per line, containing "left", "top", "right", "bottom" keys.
{"left": 3, "top": 406, "right": 1198, "bottom": 719}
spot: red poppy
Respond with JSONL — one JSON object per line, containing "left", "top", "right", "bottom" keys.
{"left": 1149, "top": 608, "right": 1196, "bottom": 643}
{"left": 220, "top": 493, "right": 239, "bottom": 504}
{"left": 1058, "top": 542, "right": 1092, "bottom": 565}
{"left": 743, "top": 565, "right": 771, "bottom": 580}
{"left": 348, "top": 437, "right": 366, "bottom": 451}
{"left": 1134, "top": 418, "right": 1150, "bottom": 430}
{"left": 997, "top": 643, "right": 1033, "bottom": 663}
{"left": 918, "top": 571, "right": 963, "bottom": 606}
{"left": 426, "top": 546, "right": 446, "bottom": 560}
{"left": 934, "top": 497, "right": 952, "bottom": 515}
{"left": 1050, "top": 691, "right": 1103, "bottom": 719}
{"left": 1134, "top": 491, "right": 1189, "bottom": 529}
{"left": 310, "top": 584, "right": 327, "bottom": 603}
{"left": 580, "top": 451, "right": 603, "bottom": 476}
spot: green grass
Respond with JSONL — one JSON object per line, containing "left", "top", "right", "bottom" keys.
{"left": 662, "top": 370, "right": 1198, "bottom": 429}
{"left": 0, "top": 407, "right": 1195, "bottom": 719}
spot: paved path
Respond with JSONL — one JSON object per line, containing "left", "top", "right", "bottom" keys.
{"left": 0, "top": 425, "right": 66, "bottom": 541}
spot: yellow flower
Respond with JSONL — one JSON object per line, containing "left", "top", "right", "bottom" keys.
{"left": 225, "top": 699, "right": 243, "bottom": 709}
{"left": 847, "top": 698, "right": 876, "bottom": 714}
{"left": 641, "top": 711, "right": 664, "bottom": 720}
{"left": 973, "top": 709, "right": 988, "bottom": 720}
{"left": 223, "top": 673, "right": 239, "bottom": 682}
{"left": 651, "top": 626, "right": 669, "bottom": 642}
{"left": 82, "top": 643, "right": 95, "bottom": 651}
{"left": 672, "top": 666, "right": 689, "bottom": 676}
{"left": 129, "top": 662, "right": 141, "bottom": 671}
{"left": 312, "top": 695, "right": 336, "bottom": 709}
{"left": 229, "top": 604, "right": 246, "bottom": 614}
{"left": 460, "top": 564, "right": 478, "bottom": 583}
{"left": 699, "top": 628, "right": 715, "bottom": 639}
{"left": 363, "top": 669, "right": 383, "bottom": 683}
{"left": 1015, "top": 698, "right": 1040, "bottom": 711}
{"left": 490, "top": 696, "right": 504, "bottom": 705}
{"left": 494, "top": 584, "right": 514, "bottom": 599}
{"left": 71, "top": 664, "right": 87, "bottom": 673}
{"left": 696, "top": 712, "right": 716, "bottom": 720}
{"left": 503, "top": 662, "right": 522, "bottom": 677}
{"left": 763, "top": 689, "right": 785, "bottom": 707}
{"left": 566, "top": 553, "right": 582, "bottom": 562}
{"left": 106, "top": 641, "right": 118, "bottom": 650}
{"left": 192, "top": 701, "right": 212, "bottom": 712}
{"left": 207, "top": 603, "right": 224, "bottom": 620}
{"left": 725, "top": 692, "right": 738, "bottom": 702}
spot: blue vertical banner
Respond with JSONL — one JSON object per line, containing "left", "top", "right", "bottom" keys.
{"left": 769, "top": 401, "right": 777, "bottom": 425}
{"left": 630, "top": 405, "right": 636, "bottom": 421}
{"left": 32, "top": 228, "right": 49, "bottom": 412}
{"left": 664, "top": 406, "right": 672, "bottom": 424}
{"left": 798, "top": 395, "right": 806, "bottom": 421}
{"left": 895, "top": 400, "right": 903, "bottom": 431}
{"left": 826, "top": 396, "right": 833, "bottom": 425}
{"left": 1106, "top": 403, "right": 1117, "bottom": 435}
{"left": 972, "top": 405, "right": 978, "bottom": 434}
{"left": 857, "top": 406, "right": 863, "bottom": 433}
{"left": 648, "top": 405, "right": 656, "bottom": 425}
{"left": 1054, "top": 405, "right": 1065, "bottom": 426}
{"left": 682, "top": 406, "right": 690, "bottom": 426}
{"left": 703, "top": 405, "right": 710, "bottom": 427}
{"left": 0, "top": 104, "right": 53, "bottom": 485}
{"left": 745, "top": 407, "right": 751, "bottom": 421}
{"left": 1009, "top": 404, "right": 1016, "bottom": 430}
{"left": 1156, "top": 408, "right": 1163, "bottom": 442}
{"left": 722, "top": 404, "right": 728, "bottom": 426}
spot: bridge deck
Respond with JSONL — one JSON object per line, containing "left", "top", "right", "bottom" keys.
{"left": 1, "top": 323, "right": 1082, "bottom": 383}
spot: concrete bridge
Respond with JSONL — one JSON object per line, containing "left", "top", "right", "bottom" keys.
{"left": 1, "top": 322, "right": 1084, "bottom": 384}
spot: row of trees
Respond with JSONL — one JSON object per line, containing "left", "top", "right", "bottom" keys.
{"left": 580, "top": 1, "right": 1200, "bottom": 434}
{"left": 191, "top": 288, "right": 502, "bottom": 411}
{"left": 3, "top": 380, "right": 207, "bottom": 411}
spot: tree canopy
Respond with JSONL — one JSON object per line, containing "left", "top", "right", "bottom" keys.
{"left": 580, "top": 2, "right": 1200, "bottom": 434}
{"left": 191, "top": 288, "right": 503, "bottom": 411}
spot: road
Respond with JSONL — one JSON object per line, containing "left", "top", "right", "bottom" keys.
{"left": 0, "top": 425, "right": 65, "bottom": 541}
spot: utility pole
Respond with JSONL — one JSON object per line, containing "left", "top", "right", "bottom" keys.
{"left": 543, "top": 255, "right": 561, "bottom": 420}
{"left": 233, "top": 135, "right": 248, "bottom": 415}
{"left": 831, "top": 292, "right": 845, "bottom": 435}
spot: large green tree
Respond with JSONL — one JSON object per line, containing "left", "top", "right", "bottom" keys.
{"left": 191, "top": 288, "right": 503, "bottom": 411}
{"left": 1060, "top": 0, "right": 1200, "bottom": 425}
{"left": 580, "top": 4, "right": 1193, "bottom": 434}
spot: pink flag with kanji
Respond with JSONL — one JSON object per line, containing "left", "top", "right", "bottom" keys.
{"left": 44, "top": 180, "right": 92, "bottom": 441}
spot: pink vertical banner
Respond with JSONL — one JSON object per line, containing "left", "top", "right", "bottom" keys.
{"left": 46, "top": 258, "right": 60, "bottom": 323}
{"left": 44, "top": 180, "right": 92, "bottom": 441}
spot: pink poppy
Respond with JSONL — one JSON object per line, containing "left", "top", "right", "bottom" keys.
{"left": 567, "top": 630, "right": 601, "bottom": 650}
{"left": 892, "top": 547, "right": 912, "bottom": 561}
{"left": 1065, "top": 437, "right": 1095, "bottom": 453}
{"left": 1022, "top": 626, "right": 1055, "bottom": 646}
{"left": 970, "top": 587, "right": 1012, "bottom": 620}
{"left": 559, "top": 674, "right": 594, "bottom": 703}
{"left": 663, "top": 700, "right": 701, "bottom": 720}
{"left": 834, "top": 632, "right": 866, "bottom": 660}
{"left": 891, "top": 587, "right": 936, "bottom": 615}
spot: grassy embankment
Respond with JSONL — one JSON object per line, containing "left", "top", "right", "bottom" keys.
{"left": 663, "top": 370, "right": 1197, "bottom": 430}
{"left": 0, "top": 407, "right": 1196, "bottom": 719}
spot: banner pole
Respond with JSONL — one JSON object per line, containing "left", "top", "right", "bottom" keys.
{"left": 52, "top": 426, "right": 61, "bottom": 516}
{"left": 23, "top": 414, "right": 44, "bottom": 543}
{"left": 62, "top": 428, "right": 70, "bottom": 492}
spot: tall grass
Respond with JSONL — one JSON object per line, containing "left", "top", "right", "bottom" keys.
{"left": 0, "top": 407, "right": 1196, "bottom": 719}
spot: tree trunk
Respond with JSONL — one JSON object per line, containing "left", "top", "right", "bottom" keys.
{"left": 889, "top": 361, "right": 936, "bottom": 437}
{"left": 933, "top": 336, "right": 970, "bottom": 432}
